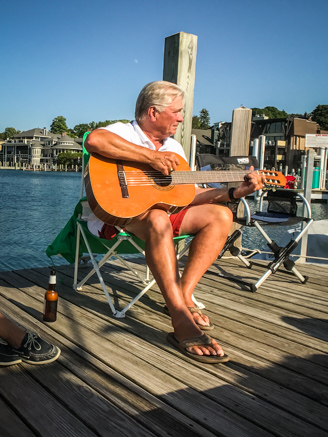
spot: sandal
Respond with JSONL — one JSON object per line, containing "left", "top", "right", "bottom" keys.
{"left": 166, "top": 332, "right": 229, "bottom": 363}
{"left": 163, "top": 305, "right": 214, "bottom": 331}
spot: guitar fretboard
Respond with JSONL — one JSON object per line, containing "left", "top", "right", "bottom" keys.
{"left": 171, "top": 170, "right": 249, "bottom": 185}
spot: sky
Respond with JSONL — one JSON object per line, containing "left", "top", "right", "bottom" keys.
{"left": 1, "top": 0, "right": 327, "bottom": 133}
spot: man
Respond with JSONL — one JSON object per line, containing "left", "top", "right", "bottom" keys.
{"left": 85, "top": 81, "right": 264, "bottom": 363}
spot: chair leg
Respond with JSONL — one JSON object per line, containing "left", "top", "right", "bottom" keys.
{"left": 218, "top": 229, "right": 242, "bottom": 259}
{"left": 191, "top": 294, "right": 205, "bottom": 309}
{"left": 113, "top": 278, "right": 157, "bottom": 318}
{"left": 76, "top": 223, "right": 119, "bottom": 316}
{"left": 73, "top": 221, "right": 81, "bottom": 290}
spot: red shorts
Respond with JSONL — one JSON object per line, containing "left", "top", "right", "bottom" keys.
{"left": 169, "top": 207, "right": 190, "bottom": 237}
{"left": 99, "top": 207, "right": 190, "bottom": 240}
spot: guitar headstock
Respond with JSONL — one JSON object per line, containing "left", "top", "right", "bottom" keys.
{"left": 258, "top": 170, "right": 286, "bottom": 189}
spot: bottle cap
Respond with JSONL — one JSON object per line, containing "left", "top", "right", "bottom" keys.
{"left": 49, "top": 269, "right": 56, "bottom": 284}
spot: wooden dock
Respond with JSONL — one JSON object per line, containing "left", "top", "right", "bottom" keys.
{"left": 0, "top": 256, "right": 327, "bottom": 437}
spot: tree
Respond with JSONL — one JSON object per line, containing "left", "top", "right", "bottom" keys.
{"left": 199, "top": 108, "right": 210, "bottom": 129}
{"left": 311, "top": 105, "right": 328, "bottom": 130}
{"left": 73, "top": 123, "right": 91, "bottom": 138}
{"left": 50, "top": 116, "right": 69, "bottom": 134}
{"left": 251, "top": 108, "right": 263, "bottom": 117}
{"left": 56, "top": 151, "right": 82, "bottom": 166}
{"left": 95, "top": 119, "right": 130, "bottom": 128}
{"left": 192, "top": 115, "right": 201, "bottom": 129}
{"left": 251, "top": 106, "right": 288, "bottom": 119}
{"left": 72, "top": 120, "right": 130, "bottom": 138}
{"left": 2, "top": 127, "right": 21, "bottom": 139}
{"left": 192, "top": 109, "right": 211, "bottom": 129}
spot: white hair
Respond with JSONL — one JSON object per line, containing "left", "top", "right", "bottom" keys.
{"left": 135, "top": 81, "right": 184, "bottom": 122}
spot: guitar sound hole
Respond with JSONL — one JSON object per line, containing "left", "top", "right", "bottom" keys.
{"left": 152, "top": 174, "right": 174, "bottom": 190}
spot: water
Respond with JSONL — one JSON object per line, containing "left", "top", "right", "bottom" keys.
{"left": 0, "top": 169, "right": 327, "bottom": 272}
{"left": 0, "top": 170, "right": 81, "bottom": 272}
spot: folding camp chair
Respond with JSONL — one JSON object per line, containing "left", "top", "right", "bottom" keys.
{"left": 218, "top": 189, "right": 313, "bottom": 292}
{"left": 47, "top": 132, "right": 197, "bottom": 318}
{"left": 195, "top": 153, "right": 313, "bottom": 292}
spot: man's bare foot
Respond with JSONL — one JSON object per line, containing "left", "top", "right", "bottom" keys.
{"left": 167, "top": 332, "right": 229, "bottom": 363}
{"left": 187, "top": 307, "right": 214, "bottom": 330}
{"left": 172, "top": 314, "right": 225, "bottom": 358}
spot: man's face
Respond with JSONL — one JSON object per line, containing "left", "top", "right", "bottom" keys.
{"left": 154, "top": 96, "right": 184, "bottom": 137}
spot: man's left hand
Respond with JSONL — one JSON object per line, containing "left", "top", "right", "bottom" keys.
{"left": 233, "top": 166, "right": 265, "bottom": 198}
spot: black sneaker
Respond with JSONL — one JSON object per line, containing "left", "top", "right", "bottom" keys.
{"left": 13, "top": 332, "right": 61, "bottom": 365}
{"left": 0, "top": 338, "right": 22, "bottom": 366}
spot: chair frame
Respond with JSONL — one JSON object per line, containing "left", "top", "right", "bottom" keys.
{"left": 218, "top": 190, "right": 313, "bottom": 292}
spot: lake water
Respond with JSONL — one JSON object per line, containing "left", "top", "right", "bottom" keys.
{"left": 0, "top": 170, "right": 81, "bottom": 272}
{"left": 0, "top": 169, "right": 327, "bottom": 272}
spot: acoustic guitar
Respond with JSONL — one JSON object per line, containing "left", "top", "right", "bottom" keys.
{"left": 84, "top": 153, "right": 286, "bottom": 226}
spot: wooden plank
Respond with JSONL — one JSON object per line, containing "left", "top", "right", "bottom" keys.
{"left": 45, "top": 265, "right": 328, "bottom": 413}
{"left": 20, "top": 363, "right": 156, "bottom": 437}
{"left": 0, "top": 366, "right": 97, "bottom": 437}
{"left": 3, "top": 270, "right": 328, "bottom": 436}
{"left": 0, "top": 289, "right": 216, "bottom": 437}
{"left": 0, "top": 396, "right": 35, "bottom": 437}
{"left": 1, "top": 261, "right": 328, "bottom": 436}
{"left": 0, "top": 275, "right": 272, "bottom": 436}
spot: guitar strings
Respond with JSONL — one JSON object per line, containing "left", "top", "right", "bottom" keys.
{"left": 121, "top": 170, "right": 250, "bottom": 186}
{"left": 120, "top": 170, "right": 282, "bottom": 186}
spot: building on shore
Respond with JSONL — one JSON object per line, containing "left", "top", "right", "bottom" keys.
{"left": 196, "top": 116, "right": 326, "bottom": 172}
{"left": 0, "top": 128, "right": 82, "bottom": 167}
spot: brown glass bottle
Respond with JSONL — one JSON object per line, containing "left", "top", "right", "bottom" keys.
{"left": 43, "top": 269, "right": 58, "bottom": 322}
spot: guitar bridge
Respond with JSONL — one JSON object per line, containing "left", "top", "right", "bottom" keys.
{"left": 117, "top": 162, "right": 129, "bottom": 198}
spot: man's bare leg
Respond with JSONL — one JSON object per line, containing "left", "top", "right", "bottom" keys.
{"left": 178, "top": 203, "right": 233, "bottom": 327}
{"left": 125, "top": 208, "right": 227, "bottom": 357}
{"left": 0, "top": 313, "right": 26, "bottom": 349}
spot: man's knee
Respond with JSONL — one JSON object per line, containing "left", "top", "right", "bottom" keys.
{"left": 209, "top": 204, "right": 233, "bottom": 228}
{"left": 145, "top": 209, "right": 173, "bottom": 237}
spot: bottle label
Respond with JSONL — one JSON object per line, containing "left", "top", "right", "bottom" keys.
{"left": 49, "top": 275, "right": 56, "bottom": 285}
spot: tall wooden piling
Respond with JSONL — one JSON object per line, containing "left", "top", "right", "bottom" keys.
{"left": 163, "top": 32, "right": 197, "bottom": 164}
{"left": 230, "top": 107, "right": 252, "bottom": 156}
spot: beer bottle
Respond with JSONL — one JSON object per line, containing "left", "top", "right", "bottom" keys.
{"left": 43, "top": 269, "right": 58, "bottom": 322}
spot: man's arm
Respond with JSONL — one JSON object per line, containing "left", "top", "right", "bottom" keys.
{"left": 85, "top": 129, "right": 180, "bottom": 176}
{"left": 191, "top": 169, "right": 265, "bottom": 205}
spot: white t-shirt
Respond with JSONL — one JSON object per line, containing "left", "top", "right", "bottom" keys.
{"left": 86, "top": 121, "right": 187, "bottom": 236}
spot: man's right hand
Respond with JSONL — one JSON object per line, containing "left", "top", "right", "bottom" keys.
{"left": 150, "top": 151, "right": 180, "bottom": 176}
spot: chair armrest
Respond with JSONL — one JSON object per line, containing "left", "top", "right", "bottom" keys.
{"left": 236, "top": 197, "right": 251, "bottom": 225}
{"left": 228, "top": 197, "right": 251, "bottom": 225}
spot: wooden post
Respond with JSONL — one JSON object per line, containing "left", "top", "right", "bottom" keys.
{"left": 228, "top": 107, "right": 252, "bottom": 249}
{"left": 298, "top": 149, "right": 314, "bottom": 264}
{"left": 230, "top": 107, "right": 252, "bottom": 156}
{"left": 163, "top": 32, "right": 197, "bottom": 164}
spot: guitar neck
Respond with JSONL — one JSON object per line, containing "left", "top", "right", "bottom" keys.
{"left": 171, "top": 170, "right": 249, "bottom": 185}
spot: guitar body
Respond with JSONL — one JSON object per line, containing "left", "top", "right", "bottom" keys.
{"left": 85, "top": 153, "right": 195, "bottom": 226}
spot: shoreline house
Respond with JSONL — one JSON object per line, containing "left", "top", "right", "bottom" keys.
{"left": 191, "top": 129, "right": 214, "bottom": 154}
{"left": 0, "top": 128, "right": 82, "bottom": 167}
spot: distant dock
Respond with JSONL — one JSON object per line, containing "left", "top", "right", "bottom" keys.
{"left": 0, "top": 164, "right": 81, "bottom": 172}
